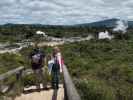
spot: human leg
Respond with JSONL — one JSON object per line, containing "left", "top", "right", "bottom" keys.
{"left": 33, "top": 69, "right": 41, "bottom": 89}
{"left": 36, "top": 68, "right": 48, "bottom": 89}
{"left": 55, "top": 71, "right": 59, "bottom": 89}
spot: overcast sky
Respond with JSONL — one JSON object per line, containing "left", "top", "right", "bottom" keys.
{"left": 0, "top": 0, "right": 133, "bottom": 25}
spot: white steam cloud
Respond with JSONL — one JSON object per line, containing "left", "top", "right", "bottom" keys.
{"left": 113, "top": 19, "right": 128, "bottom": 33}
{"left": 98, "top": 31, "right": 113, "bottom": 40}
{"left": 36, "top": 31, "right": 47, "bottom": 37}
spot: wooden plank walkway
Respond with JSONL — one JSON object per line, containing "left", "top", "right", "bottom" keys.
{"left": 15, "top": 84, "right": 64, "bottom": 100}
{"left": 0, "top": 65, "right": 81, "bottom": 100}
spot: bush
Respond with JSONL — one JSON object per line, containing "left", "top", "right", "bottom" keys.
{"left": 61, "top": 39, "right": 133, "bottom": 100}
{"left": 76, "top": 79, "right": 116, "bottom": 100}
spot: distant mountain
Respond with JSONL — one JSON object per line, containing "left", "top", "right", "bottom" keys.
{"left": 2, "top": 23, "right": 69, "bottom": 28}
{"left": 78, "top": 18, "right": 118, "bottom": 28}
{"left": 75, "top": 18, "right": 133, "bottom": 28}
{"left": 128, "top": 21, "right": 133, "bottom": 28}
{"left": 1, "top": 18, "right": 133, "bottom": 28}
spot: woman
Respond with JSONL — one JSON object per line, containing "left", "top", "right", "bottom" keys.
{"left": 51, "top": 46, "right": 63, "bottom": 89}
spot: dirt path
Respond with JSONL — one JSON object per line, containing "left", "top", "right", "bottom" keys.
{"left": 15, "top": 84, "right": 64, "bottom": 100}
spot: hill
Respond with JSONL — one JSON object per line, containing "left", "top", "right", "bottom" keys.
{"left": 1, "top": 18, "right": 133, "bottom": 28}
{"left": 75, "top": 18, "right": 133, "bottom": 28}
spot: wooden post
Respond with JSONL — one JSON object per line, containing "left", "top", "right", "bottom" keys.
{"left": 16, "top": 70, "right": 23, "bottom": 94}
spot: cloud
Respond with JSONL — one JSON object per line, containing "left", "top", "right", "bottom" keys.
{"left": 0, "top": 0, "right": 133, "bottom": 25}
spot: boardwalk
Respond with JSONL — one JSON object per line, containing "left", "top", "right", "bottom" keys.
{"left": 15, "top": 84, "right": 64, "bottom": 100}
{"left": 1, "top": 66, "right": 81, "bottom": 100}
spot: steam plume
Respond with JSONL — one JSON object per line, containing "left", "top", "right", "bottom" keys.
{"left": 113, "top": 19, "right": 128, "bottom": 34}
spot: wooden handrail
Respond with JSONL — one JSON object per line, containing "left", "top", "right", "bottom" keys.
{"left": 0, "top": 66, "right": 24, "bottom": 81}
{"left": 63, "top": 65, "right": 81, "bottom": 100}
{"left": 0, "top": 66, "right": 24, "bottom": 93}
{"left": 0, "top": 65, "right": 81, "bottom": 100}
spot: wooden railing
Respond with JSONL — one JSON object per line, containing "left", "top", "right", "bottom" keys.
{"left": 0, "top": 66, "right": 24, "bottom": 93}
{"left": 0, "top": 66, "right": 24, "bottom": 81}
{"left": 63, "top": 65, "right": 81, "bottom": 100}
{"left": 0, "top": 65, "right": 81, "bottom": 100}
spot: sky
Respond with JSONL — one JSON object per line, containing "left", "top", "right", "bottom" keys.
{"left": 0, "top": 0, "right": 133, "bottom": 25}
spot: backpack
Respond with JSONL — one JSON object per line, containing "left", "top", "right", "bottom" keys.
{"left": 32, "top": 53, "right": 41, "bottom": 64}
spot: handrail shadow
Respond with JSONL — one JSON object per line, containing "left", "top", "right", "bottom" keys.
{"left": 23, "top": 87, "right": 51, "bottom": 94}
{"left": 52, "top": 89, "right": 58, "bottom": 100}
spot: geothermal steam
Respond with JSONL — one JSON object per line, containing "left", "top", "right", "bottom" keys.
{"left": 98, "top": 31, "right": 113, "bottom": 40}
{"left": 113, "top": 19, "right": 128, "bottom": 33}
{"left": 36, "top": 31, "right": 47, "bottom": 37}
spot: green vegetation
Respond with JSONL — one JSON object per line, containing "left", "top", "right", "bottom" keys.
{"left": 0, "top": 53, "right": 25, "bottom": 99}
{"left": 61, "top": 39, "right": 133, "bottom": 100}
{"left": 2, "top": 24, "right": 133, "bottom": 42}
{"left": 0, "top": 53, "right": 25, "bottom": 74}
